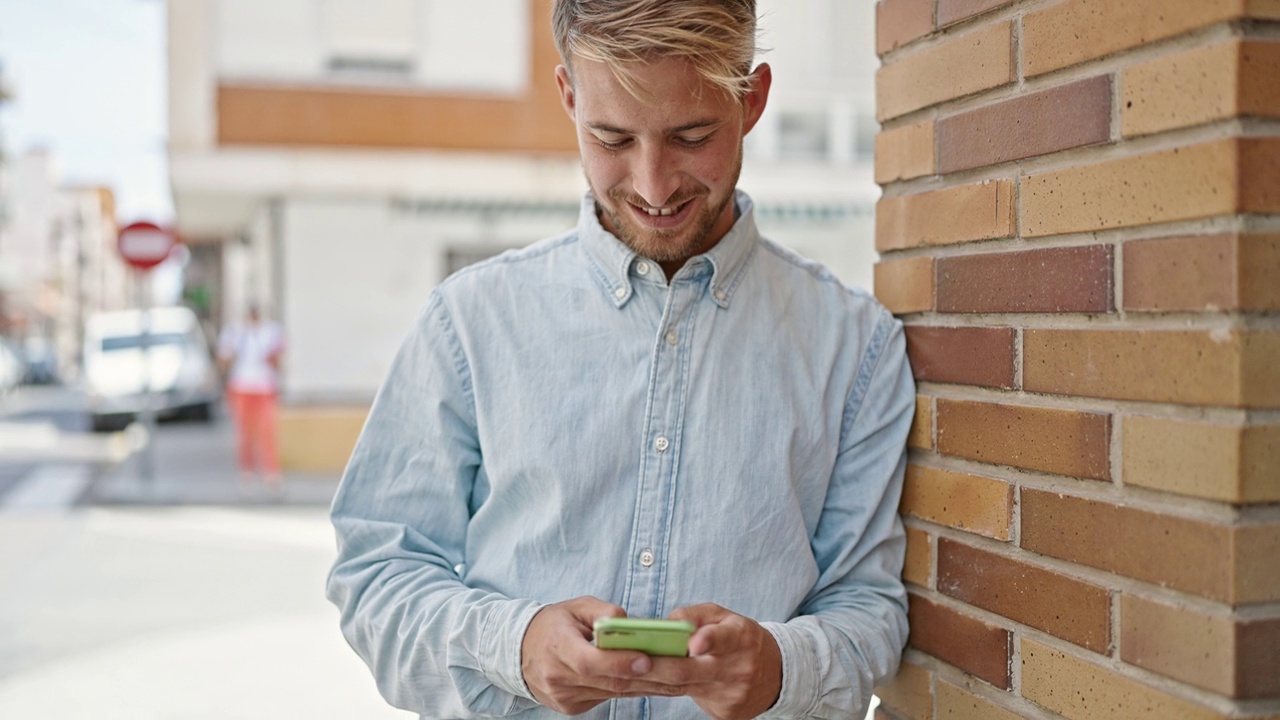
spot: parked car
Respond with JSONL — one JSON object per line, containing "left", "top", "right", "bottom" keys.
{"left": 83, "top": 306, "right": 221, "bottom": 432}
{"left": 21, "top": 336, "right": 59, "bottom": 385}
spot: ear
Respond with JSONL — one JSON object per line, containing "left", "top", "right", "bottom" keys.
{"left": 555, "top": 65, "right": 577, "bottom": 123}
{"left": 740, "top": 63, "right": 772, "bottom": 135}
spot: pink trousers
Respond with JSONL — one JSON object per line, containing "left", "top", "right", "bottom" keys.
{"left": 227, "top": 390, "right": 280, "bottom": 476}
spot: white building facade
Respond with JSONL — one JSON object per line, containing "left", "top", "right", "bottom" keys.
{"left": 167, "top": 0, "right": 879, "bottom": 469}
{"left": 0, "top": 150, "right": 131, "bottom": 379}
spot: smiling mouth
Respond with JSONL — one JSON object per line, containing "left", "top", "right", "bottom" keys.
{"left": 632, "top": 198, "right": 693, "bottom": 218}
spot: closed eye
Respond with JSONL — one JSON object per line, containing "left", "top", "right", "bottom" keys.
{"left": 597, "top": 137, "right": 632, "bottom": 150}
{"left": 675, "top": 134, "right": 713, "bottom": 148}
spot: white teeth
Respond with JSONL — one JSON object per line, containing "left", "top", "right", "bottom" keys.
{"left": 643, "top": 206, "right": 676, "bottom": 216}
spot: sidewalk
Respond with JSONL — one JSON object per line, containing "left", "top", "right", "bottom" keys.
{"left": 0, "top": 507, "right": 411, "bottom": 719}
{"left": 87, "top": 416, "right": 341, "bottom": 507}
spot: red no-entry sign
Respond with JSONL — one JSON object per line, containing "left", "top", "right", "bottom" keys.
{"left": 117, "top": 221, "right": 178, "bottom": 271}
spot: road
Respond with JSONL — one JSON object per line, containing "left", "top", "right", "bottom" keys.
{"left": 0, "top": 385, "right": 412, "bottom": 718}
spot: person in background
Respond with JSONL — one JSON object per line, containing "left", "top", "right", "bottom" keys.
{"left": 217, "top": 304, "right": 284, "bottom": 493}
{"left": 326, "top": 1, "right": 915, "bottom": 718}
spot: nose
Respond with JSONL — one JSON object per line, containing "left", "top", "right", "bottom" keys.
{"left": 632, "top": 143, "right": 681, "bottom": 208}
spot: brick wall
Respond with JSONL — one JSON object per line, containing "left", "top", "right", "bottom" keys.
{"left": 871, "top": 1, "right": 1280, "bottom": 718}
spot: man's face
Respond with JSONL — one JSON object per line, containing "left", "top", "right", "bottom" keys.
{"left": 556, "top": 56, "right": 770, "bottom": 274}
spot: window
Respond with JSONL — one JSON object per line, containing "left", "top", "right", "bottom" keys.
{"left": 854, "top": 112, "right": 877, "bottom": 160}
{"left": 445, "top": 246, "right": 516, "bottom": 278}
{"left": 322, "top": 0, "right": 417, "bottom": 80}
{"left": 778, "top": 111, "right": 829, "bottom": 160}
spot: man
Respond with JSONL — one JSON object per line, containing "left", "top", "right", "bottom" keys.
{"left": 326, "top": 1, "right": 914, "bottom": 718}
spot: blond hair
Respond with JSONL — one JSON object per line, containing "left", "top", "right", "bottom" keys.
{"left": 552, "top": 0, "right": 759, "bottom": 100}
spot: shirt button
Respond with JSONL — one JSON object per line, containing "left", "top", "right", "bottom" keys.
{"left": 639, "top": 549, "right": 655, "bottom": 568}
{"left": 614, "top": 287, "right": 627, "bottom": 299}
{"left": 665, "top": 330, "right": 678, "bottom": 346}
{"left": 714, "top": 288, "right": 727, "bottom": 302}
{"left": 654, "top": 435, "right": 669, "bottom": 452}
{"left": 636, "top": 261, "right": 650, "bottom": 276}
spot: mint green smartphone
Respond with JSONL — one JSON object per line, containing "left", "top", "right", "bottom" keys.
{"left": 593, "top": 617, "right": 696, "bottom": 657}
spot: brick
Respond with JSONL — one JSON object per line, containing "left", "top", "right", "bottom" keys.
{"left": 937, "top": 539, "right": 1111, "bottom": 652}
{"left": 1121, "top": 595, "right": 1231, "bottom": 694}
{"left": 877, "top": 179, "right": 1014, "bottom": 251}
{"left": 874, "top": 256, "right": 935, "bottom": 314}
{"left": 1123, "top": 416, "right": 1280, "bottom": 503}
{"left": 1240, "top": 137, "right": 1280, "bottom": 213}
{"left": 877, "top": 22, "right": 1014, "bottom": 121}
{"left": 1123, "top": 39, "right": 1280, "bottom": 137}
{"left": 1020, "top": 489, "right": 1236, "bottom": 603}
{"left": 937, "top": 76, "right": 1112, "bottom": 173}
{"left": 1240, "top": 39, "right": 1280, "bottom": 117}
{"left": 936, "top": 399, "right": 1111, "bottom": 480}
{"left": 874, "top": 661, "right": 934, "bottom": 720}
{"left": 936, "top": 245, "right": 1113, "bottom": 313}
{"left": 1249, "top": 0, "right": 1280, "bottom": 18}
{"left": 936, "top": 680, "right": 1022, "bottom": 720}
{"left": 1238, "top": 615, "right": 1280, "bottom": 699}
{"left": 1023, "top": 328, "right": 1280, "bottom": 408}
{"left": 1022, "top": 0, "right": 1256, "bottom": 78}
{"left": 1021, "top": 138, "right": 1280, "bottom": 238}
{"left": 877, "top": 0, "right": 934, "bottom": 56}
{"left": 1021, "top": 638, "right": 1221, "bottom": 720}
{"left": 1239, "top": 234, "right": 1280, "bottom": 310}
{"left": 905, "top": 326, "right": 1015, "bottom": 389}
{"left": 908, "top": 594, "right": 1011, "bottom": 689}
{"left": 902, "top": 463, "right": 1013, "bottom": 540}
{"left": 1237, "top": 522, "right": 1280, "bottom": 603}
{"left": 1243, "top": 331, "right": 1280, "bottom": 408}
{"left": 1124, "top": 233, "right": 1280, "bottom": 312}
{"left": 937, "top": 0, "right": 1012, "bottom": 28}
{"left": 904, "top": 525, "right": 932, "bottom": 587}
{"left": 1121, "top": 594, "right": 1280, "bottom": 698}
{"left": 875, "top": 120, "right": 936, "bottom": 183}
{"left": 908, "top": 394, "right": 934, "bottom": 450}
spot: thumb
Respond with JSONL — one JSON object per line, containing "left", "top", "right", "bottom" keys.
{"left": 567, "top": 596, "right": 626, "bottom": 624}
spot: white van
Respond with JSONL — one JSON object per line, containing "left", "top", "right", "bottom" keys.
{"left": 83, "top": 306, "right": 221, "bottom": 432}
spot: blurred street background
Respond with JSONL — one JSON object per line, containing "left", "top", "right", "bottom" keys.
{"left": 0, "top": 0, "right": 879, "bottom": 716}
{"left": 0, "top": 385, "right": 411, "bottom": 718}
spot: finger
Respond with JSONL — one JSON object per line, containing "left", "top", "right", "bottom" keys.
{"left": 568, "top": 596, "right": 627, "bottom": 624}
{"left": 669, "top": 603, "right": 729, "bottom": 626}
{"left": 638, "top": 655, "right": 719, "bottom": 686}
{"left": 572, "top": 644, "right": 654, "bottom": 680}
{"left": 688, "top": 613, "right": 754, "bottom": 657}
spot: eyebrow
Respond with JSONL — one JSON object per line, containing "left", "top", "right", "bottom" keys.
{"left": 585, "top": 119, "right": 723, "bottom": 135}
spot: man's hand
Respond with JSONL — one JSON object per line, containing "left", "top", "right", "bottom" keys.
{"left": 520, "top": 596, "right": 680, "bottom": 715}
{"left": 647, "top": 603, "right": 783, "bottom": 720}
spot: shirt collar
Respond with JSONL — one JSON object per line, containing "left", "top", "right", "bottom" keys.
{"left": 579, "top": 189, "right": 759, "bottom": 309}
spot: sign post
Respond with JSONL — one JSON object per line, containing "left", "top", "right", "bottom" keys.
{"left": 117, "top": 222, "right": 178, "bottom": 486}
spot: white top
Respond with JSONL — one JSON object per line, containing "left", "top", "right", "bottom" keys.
{"left": 217, "top": 320, "right": 284, "bottom": 394}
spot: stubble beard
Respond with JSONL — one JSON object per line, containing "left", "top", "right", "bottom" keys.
{"left": 593, "top": 150, "right": 743, "bottom": 268}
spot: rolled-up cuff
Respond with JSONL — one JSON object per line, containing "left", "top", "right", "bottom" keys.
{"left": 479, "top": 599, "right": 546, "bottom": 702}
{"left": 756, "top": 621, "right": 820, "bottom": 718}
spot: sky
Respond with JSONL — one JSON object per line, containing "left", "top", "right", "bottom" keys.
{"left": 0, "top": 0, "right": 171, "bottom": 223}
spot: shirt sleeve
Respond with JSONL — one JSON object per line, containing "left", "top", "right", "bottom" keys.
{"left": 757, "top": 309, "right": 915, "bottom": 718}
{"left": 325, "top": 292, "right": 544, "bottom": 717}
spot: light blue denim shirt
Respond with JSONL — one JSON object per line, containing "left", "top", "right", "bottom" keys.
{"left": 327, "top": 191, "right": 915, "bottom": 719}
